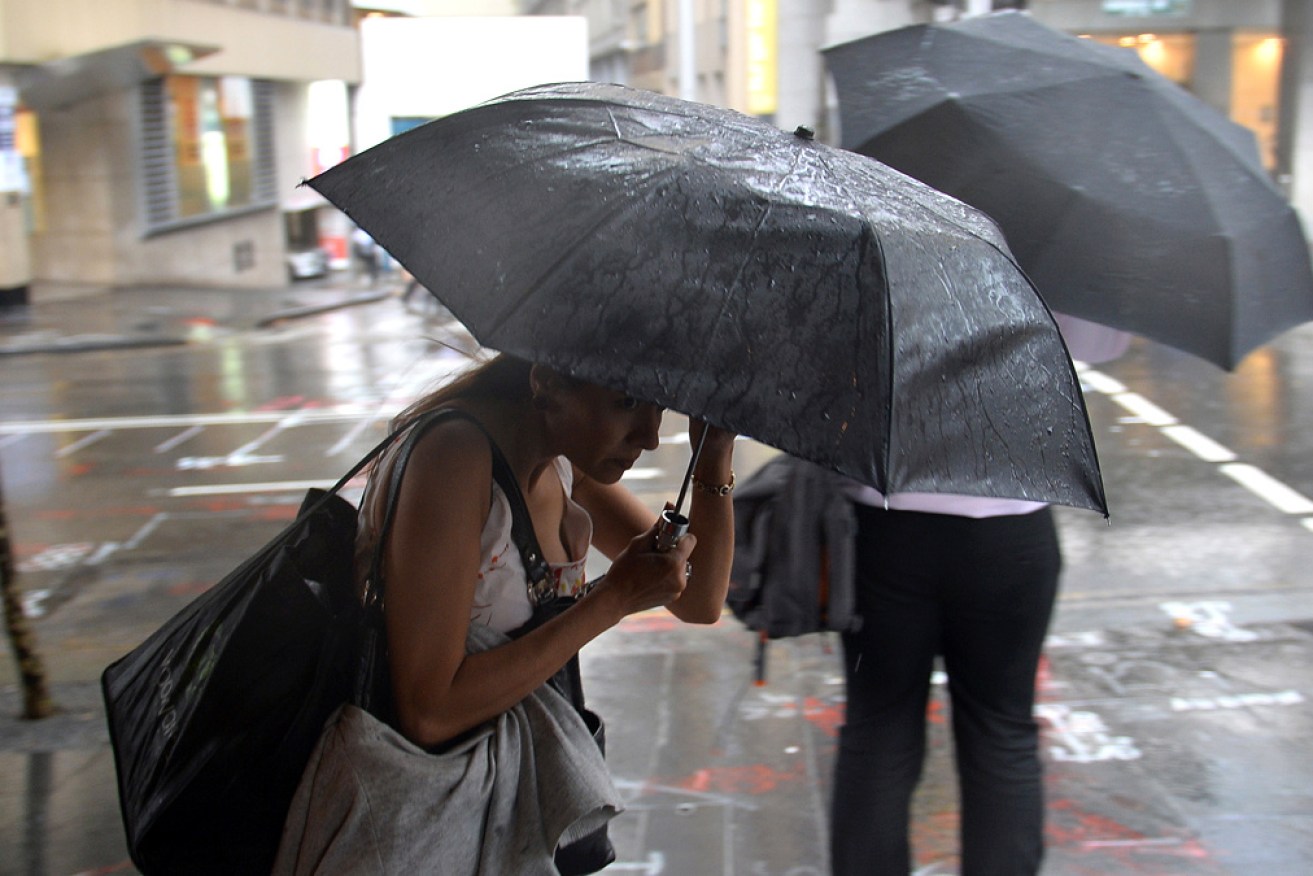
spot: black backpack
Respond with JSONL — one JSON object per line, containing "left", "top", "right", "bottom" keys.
{"left": 727, "top": 454, "right": 863, "bottom": 681}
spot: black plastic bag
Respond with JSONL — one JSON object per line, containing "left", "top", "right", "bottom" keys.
{"left": 99, "top": 408, "right": 445, "bottom": 875}
{"left": 101, "top": 486, "right": 369, "bottom": 874}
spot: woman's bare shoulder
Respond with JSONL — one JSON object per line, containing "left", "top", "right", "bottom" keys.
{"left": 403, "top": 413, "right": 496, "bottom": 485}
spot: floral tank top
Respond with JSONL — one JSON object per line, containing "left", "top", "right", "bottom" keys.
{"left": 471, "top": 456, "right": 593, "bottom": 632}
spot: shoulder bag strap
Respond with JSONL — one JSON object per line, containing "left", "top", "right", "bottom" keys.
{"left": 367, "top": 408, "right": 551, "bottom": 607}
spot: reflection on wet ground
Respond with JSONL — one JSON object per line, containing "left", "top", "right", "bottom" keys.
{"left": 1, "top": 285, "right": 1312, "bottom": 874}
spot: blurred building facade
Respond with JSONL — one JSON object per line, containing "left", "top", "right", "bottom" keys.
{"left": 520, "top": 0, "right": 1313, "bottom": 233}
{"left": 0, "top": 0, "right": 361, "bottom": 302}
{"left": 1, "top": 0, "right": 1308, "bottom": 307}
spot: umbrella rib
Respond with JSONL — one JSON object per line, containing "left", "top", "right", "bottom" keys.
{"left": 871, "top": 228, "right": 896, "bottom": 497}
{"left": 704, "top": 142, "right": 826, "bottom": 349}
{"left": 484, "top": 163, "right": 688, "bottom": 333}
{"left": 807, "top": 144, "right": 897, "bottom": 489}
{"left": 482, "top": 102, "right": 745, "bottom": 333}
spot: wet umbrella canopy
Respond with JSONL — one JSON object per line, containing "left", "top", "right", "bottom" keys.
{"left": 307, "top": 82, "right": 1106, "bottom": 513}
{"left": 824, "top": 11, "right": 1313, "bottom": 370}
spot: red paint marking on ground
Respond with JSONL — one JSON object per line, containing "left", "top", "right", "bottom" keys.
{"left": 99, "top": 505, "right": 163, "bottom": 518}
{"left": 925, "top": 697, "right": 947, "bottom": 726}
{"left": 1036, "top": 654, "right": 1057, "bottom": 697}
{"left": 1047, "top": 797, "right": 1216, "bottom": 867}
{"left": 672, "top": 762, "right": 807, "bottom": 795}
{"left": 255, "top": 396, "right": 306, "bottom": 411}
{"left": 801, "top": 695, "right": 844, "bottom": 738}
{"left": 616, "top": 614, "right": 682, "bottom": 633}
{"left": 255, "top": 506, "right": 299, "bottom": 521}
{"left": 62, "top": 461, "right": 94, "bottom": 476}
{"left": 72, "top": 858, "right": 136, "bottom": 875}
{"left": 167, "top": 580, "right": 213, "bottom": 597}
{"left": 1048, "top": 796, "right": 1148, "bottom": 845}
{"left": 195, "top": 498, "right": 252, "bottom": 513}
{"left": 123, "top": 467, "right": 170, "bottom": 478}
{"left": 1078, "top": 836, "right": 1211, "bottom": 858}
{"left": 36, "top": 505, "right": 160, "bottom": 520}
{"left": 912, "top": 809, "right": 961, "bottom": 869}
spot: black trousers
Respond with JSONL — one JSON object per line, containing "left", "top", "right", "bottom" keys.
{"left": 830, "top": 505, "right": 1061, "bottom": 876}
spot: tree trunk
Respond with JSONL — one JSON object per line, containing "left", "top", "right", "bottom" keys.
{"left": 0, "top": 467, "right": 55, "bottom": 719}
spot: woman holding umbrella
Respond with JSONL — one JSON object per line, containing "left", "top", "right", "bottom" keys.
{"left": 279, "top": 353, "right": 737, "bottom": 873}
{"left": 357, "top": 354, "right": 737, "bottom": 739}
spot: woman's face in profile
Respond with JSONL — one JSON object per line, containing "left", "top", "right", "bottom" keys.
{"left": 554, "top": 382, "right": 664, "bottom": 483}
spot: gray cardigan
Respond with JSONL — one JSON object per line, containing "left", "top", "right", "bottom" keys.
{"left": 274, "top": 623, "right": 621, "bottom": 875}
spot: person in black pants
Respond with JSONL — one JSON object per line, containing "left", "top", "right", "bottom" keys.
{"left": 828, "top": 314, "right": 1128, "bottom": 875}
{"left": 830, "top": 502, "right": 1061, "bottom": 875}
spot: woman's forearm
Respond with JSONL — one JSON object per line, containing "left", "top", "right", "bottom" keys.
{"left": 669, "top": 436, "right": 735, "bottom": 623}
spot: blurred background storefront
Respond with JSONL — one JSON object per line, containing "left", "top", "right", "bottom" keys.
{"left": 2, "top": 0, "right": 1310, "bottom": 306}
{"left": 0, "top": 0, "right": 360, "bottom": 302}
{"left": 1041, "top": 0, "right": 1292, "bottom": 181}
{"left": 522, "top": 0, "right": 1313, "bottom": 240}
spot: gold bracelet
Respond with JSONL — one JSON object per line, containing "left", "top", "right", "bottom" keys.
{"left": 692, "top": 470, "right": 735, "bottom": 496}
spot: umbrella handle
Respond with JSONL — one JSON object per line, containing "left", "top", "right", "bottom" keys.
{"left": 655, "top": 424, "right": 706, "bottom": 551}
{"left": 655, "top": 508, "right": 689, "bottom": 551}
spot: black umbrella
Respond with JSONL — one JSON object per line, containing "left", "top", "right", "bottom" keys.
{"left": 306, "top": 81, "right": 1105, "bottom": 513}
{"left": 824, "top": 11, "right": 1313, "bottom": 370}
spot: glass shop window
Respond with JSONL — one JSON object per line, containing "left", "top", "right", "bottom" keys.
{"left": 140, "top": 74, "right": 276, "bottom": 234}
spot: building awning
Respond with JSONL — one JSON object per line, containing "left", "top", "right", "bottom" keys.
{"left": 19, "top": 40, "right": 220, "bottom": 111}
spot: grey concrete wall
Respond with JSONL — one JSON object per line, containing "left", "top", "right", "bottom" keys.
{"left": 31, "top": 89, "right": 285, "bottom": 289}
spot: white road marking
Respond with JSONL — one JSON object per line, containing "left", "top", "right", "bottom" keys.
{"left": 9, "top": 366, "right": 1307, "bottom": 532}
{"left": 54, "top": 428, "right": 112, "bottom": 457}
{"left": 1161, "top": 600, "right": 1258, "bottom": 641}
{"left": 1159, "top": 424, "right": 1236, "bottom": 462}
{"left": 1074, "top": 367, "right": 1126, "bottom": 395}
{"left": 84, "top": 542, "right": 120, "bottom": 565}
{"left": 1110, "top": 391, "right": 1177, "bottom": 426}
{"left": 1219, "top": 463, "right": 1313, "bottom": 514}
{"left": 1171, "top": 690, "right": 1303, "bottom": 712}
{"left": 0, "top": 406, "right": 378, "bottom": 435}
{"left": 226, "top": 411, "right": 305, "bottom": 458}
{"left": 166, "top": 479, "right": 335, "bottom": 497}
{"left": 622, "top": 467, "right": 663, "bottom": 481}
{"left": 154, "top": 424, "right": 204, "bottom": 453}
{"left": 327, "top": 415, "right": 382, "bottom": 456}
{"left": 124, "top": 513, "right": 170, "bottom": 549}
{"left": 1080, "top": 838, "right": 1189, "bottom": 850}
{"left": 176, "top": 453, "right": 284, "bottom": 471}
{"left": 1080, "top": 367, "right": 1312, "bottom": 530}
{"left": 16, "top": 543, "right": 94, "bottom": 571}
{"left": 22, "top": 589, "right": 52, "bottom": 618}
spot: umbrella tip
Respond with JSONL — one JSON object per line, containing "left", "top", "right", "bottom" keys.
{"left": 794, "top": 125, "right": 816, "bottom": 141}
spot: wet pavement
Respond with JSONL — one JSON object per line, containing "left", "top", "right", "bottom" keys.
{"left": 1, "top": 276, "right": 1311, "bottom": 874}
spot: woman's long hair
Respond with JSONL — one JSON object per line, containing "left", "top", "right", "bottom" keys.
{"left": 391, "top": 353, "right": 533, "bottom": 431}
